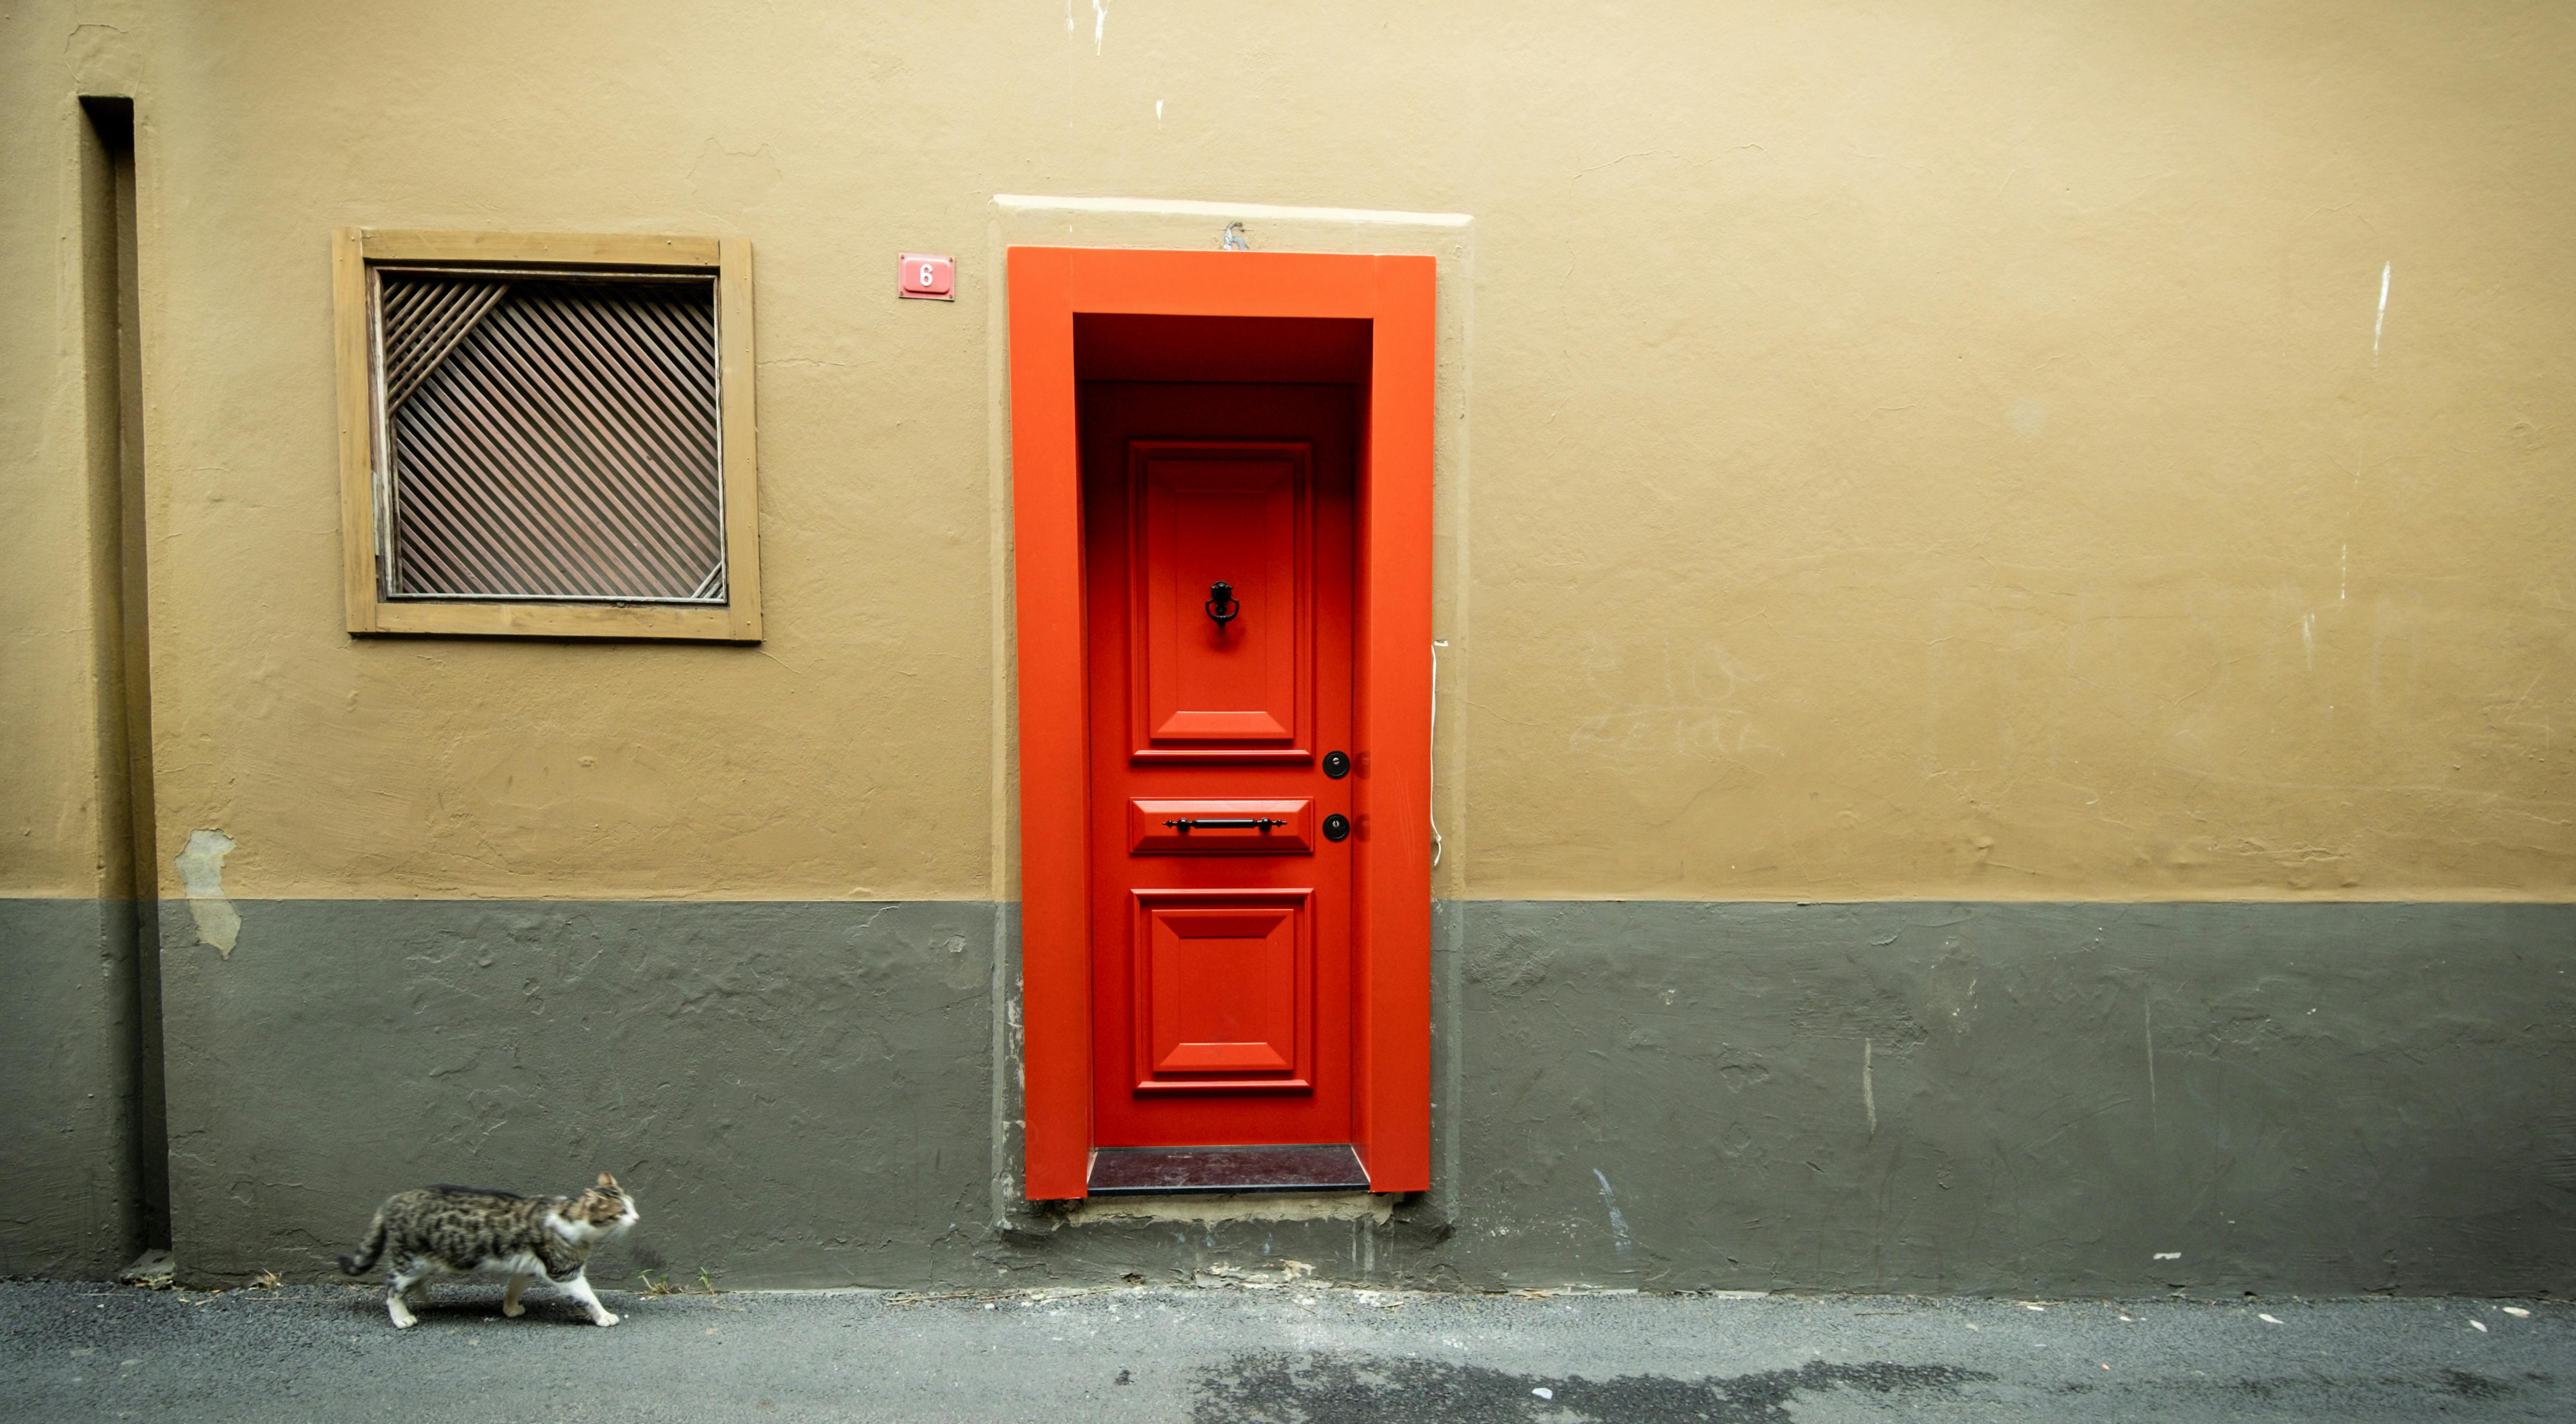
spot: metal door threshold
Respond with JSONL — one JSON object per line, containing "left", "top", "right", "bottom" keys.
{"left": 1087, "top": 1143, "right": 1368, "bottom": 1195}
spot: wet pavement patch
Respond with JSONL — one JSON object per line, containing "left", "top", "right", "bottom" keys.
{"left": 1191, "top": 1353, "right": 1992, "bottom": 1423}
{"left": 2439, "top": 1369, "right": 2522, "bottom": 1401}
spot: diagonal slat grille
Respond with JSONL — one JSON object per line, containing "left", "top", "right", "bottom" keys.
{"left": 381, "top": 275, "right": 508, "bottom": 407}
{"left": 378, "top": 271, "right": 725, "bottom": 603}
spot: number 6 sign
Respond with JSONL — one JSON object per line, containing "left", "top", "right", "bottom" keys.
{"left": 898, "top": 254, "right": 956, "bottom": 300}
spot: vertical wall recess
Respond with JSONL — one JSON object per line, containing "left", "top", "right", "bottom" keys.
{"left": 78, "top": 95, "right": 169, "bottom": 1254}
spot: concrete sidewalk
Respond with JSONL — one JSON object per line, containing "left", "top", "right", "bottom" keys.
{"left": 2, "top": 1278, "right": 2567, "bottom": 1422}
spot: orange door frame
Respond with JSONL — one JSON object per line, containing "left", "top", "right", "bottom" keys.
{"left": 1008, "top": 246, "right": 1435, "bottom": 1200}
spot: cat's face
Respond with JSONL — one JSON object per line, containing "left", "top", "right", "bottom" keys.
{"left": 574, "top": 1173, "right": 639, "bottom": 1237}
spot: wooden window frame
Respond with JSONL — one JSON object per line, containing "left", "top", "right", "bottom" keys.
{"left": 330, "top": 228, "right": 763, "bottom": 641}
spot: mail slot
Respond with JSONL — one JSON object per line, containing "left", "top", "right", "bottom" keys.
{"left": 1128, "top": 798, "right": 1316, "bottom": 854}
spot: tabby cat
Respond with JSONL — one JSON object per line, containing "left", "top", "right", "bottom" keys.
{"left": 338, "top": 1174, "right": 639, "bottom": 1328}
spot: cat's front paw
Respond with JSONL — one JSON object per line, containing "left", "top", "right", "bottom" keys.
{"left": 592, "top": 1310, "right": 620, "bottom": 1327}
{"left": 502, "top": 1301, "right": 525, "bottom": 1317}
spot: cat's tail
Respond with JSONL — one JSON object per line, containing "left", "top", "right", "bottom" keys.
{"left": 337, "top": 1212, "right": 387, "bottom": 1276}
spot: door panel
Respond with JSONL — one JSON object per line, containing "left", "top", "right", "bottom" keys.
{"left": 1084, "top": 382, "right": 1355, "bottom": 1149}
{"left": 1132, "top": 447, "right": 1309, "bottom": 752}
{"left": 1133, "top": 889, "right": 1312, "bottom": 1089}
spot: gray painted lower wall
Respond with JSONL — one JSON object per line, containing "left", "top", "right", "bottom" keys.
{"left": 154, "top": 901, "right": 1000, "bottom": 1291}
{"left": 0, "top": 898, "right": 142, "bottom": 1277}
{"left": 12, "top": 897, "right": 2571, "bottom": 1296}
{"left": 1418, "top": 902, "right": 2576, "bottom": 1297}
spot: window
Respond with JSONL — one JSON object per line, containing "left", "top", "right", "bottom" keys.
{"left": 331, "top": 230, "right": 761, "bottom": 639}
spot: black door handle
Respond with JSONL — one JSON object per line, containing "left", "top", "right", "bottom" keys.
{"left": 1162, "top": 817, "right": 1283, "bottom": 831}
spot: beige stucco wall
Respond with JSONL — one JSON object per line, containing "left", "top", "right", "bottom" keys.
{"left": 4, "top": 5, "right": 121, "bottom": 900}
{"left": 6, "top": 1, "right": 2571, "bottom": 904}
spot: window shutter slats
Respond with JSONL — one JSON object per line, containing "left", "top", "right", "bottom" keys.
{"left": 378, "top": 271, "right": 725, "bottom": 604}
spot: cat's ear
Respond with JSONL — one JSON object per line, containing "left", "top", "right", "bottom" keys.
{"left": 597, "top": 1173, "right": 619, "bottom": 1191}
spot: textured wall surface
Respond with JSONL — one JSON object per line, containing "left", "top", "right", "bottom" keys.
{"left": 1421, "top": 901, "right": 2576, "bottom": 1296}
{"left": 5, "top": 1, "right": 2570, "bottom": 1289}
{"left": 8, "top": 2, "right": 2574, "bottom": 905}
{"left": 1016, "top": 901, "right": 2576, "bottom": 1296}
{"left": 159, "top": 901, "right": 998, "bottom": 1289}
{"left": 0, "top": 900, "right": 139, "bottom": 1277}
{"left": 148, "top": 899, "right": 2575, "bottom": 1296}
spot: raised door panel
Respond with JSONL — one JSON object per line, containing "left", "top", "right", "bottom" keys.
{"left": 1130, "top": 443, "right": 1310, "bottom": 759}
{"left": 1132, "top": 890, "right": 1312, "bottom": 1092}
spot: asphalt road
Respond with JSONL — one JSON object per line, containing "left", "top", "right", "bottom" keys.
{"left": 1, "top": 1278, "right": 2566, "bottom": 1422}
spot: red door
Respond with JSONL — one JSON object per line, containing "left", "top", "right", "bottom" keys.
{"left": 1082, "top": 382, "right": 1356, "bottom": 1151}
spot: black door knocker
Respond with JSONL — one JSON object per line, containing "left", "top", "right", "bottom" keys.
{"left": 1205, "top": 580, "right": 1241, "bottom": 630}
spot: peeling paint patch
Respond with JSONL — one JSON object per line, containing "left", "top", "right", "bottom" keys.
{"left": 1864, "top": 1038, "right": 1878, "bottom": 1138}
{"left": 2373, "top": 262, "right": 2392, "bottom": 357}
{"left": 1924, "top": 939, "right": 1979, "bottom": 1035}
{"left": 1592, "top": 1169, "right": 1634, "bottom": 1257}
{"left": 174, "top": 829, "right": 240, "bottom": 958}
